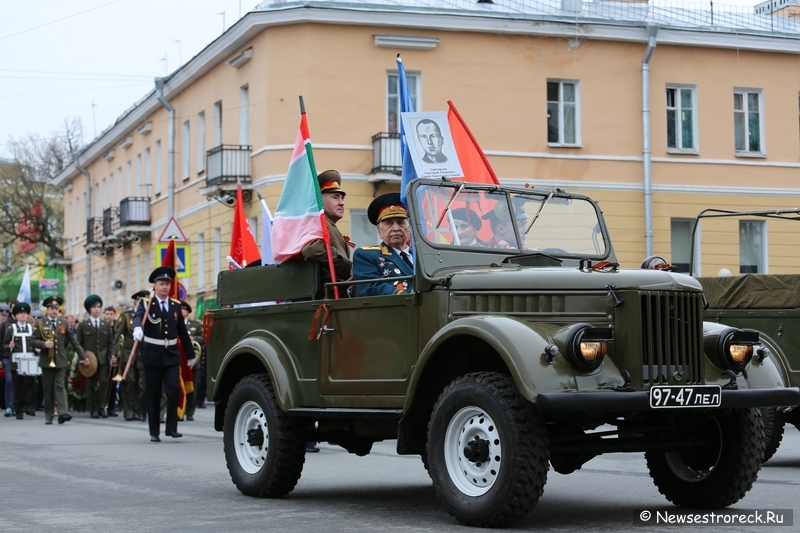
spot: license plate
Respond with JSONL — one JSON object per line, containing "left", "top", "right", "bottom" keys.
{"left": 649, "top": 385, "right": 722, "bottom": 409}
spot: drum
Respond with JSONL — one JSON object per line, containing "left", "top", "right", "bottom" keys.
{"left": 12, "top": 353, "right": 41, "bottom": 376}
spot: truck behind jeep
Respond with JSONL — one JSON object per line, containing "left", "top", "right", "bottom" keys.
{"left": 204, "top": 180, "right": 800, "bottom": 527}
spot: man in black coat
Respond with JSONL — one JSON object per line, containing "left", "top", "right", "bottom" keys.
{"left": 132, "top": 266, "right": 194, "bottom": 442}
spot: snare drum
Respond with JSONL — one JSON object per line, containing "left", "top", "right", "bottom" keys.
{"left": 12, "top": 353, "right": 41, "bottom": 376}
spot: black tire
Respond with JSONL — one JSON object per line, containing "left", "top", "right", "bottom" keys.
{"left": 760, "top": 407, "right": 786, "bottom": 464}
{"left": 223, "top": 374, "right": 306, "bottom": 497}
{"left": 427, "top": 372, "right": 549, "bottom": 527}
{"left": 645, "top": 408, "right": 763, "bottom": 508}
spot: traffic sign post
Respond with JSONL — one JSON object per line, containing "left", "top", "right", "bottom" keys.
{"left": 158, "top": 217, "right": 188, "bottom": 243}
{"left": 156, "top": 243, "right": 191, "bottom": 278}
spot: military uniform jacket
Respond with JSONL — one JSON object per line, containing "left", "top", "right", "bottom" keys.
{"left": 114, "top": 309, "right": 139, "bottom": 362}
{"left": 352, "top": 243, "right": 415, "bottom": 297}
{"left": 187, "top": 319, "right": 204, "bottom": 346}
{"left": 76, "top": 317, "right": 115, "bottom": 365}
{"left": 0, "top": 316, "right": 12, "bottom": 359}
{"left": 32, "top": 317, "right": 87, "bottom": 369}
{"left": 301, "top": 216, "right": 353, "bottom": 284}
{"left": 132, "top": 297, "right": 193, "bottom": 367}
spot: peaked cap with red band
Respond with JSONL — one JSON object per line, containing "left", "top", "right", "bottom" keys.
{"left": 317, "top": 169, "right": 345, "bottom": 196}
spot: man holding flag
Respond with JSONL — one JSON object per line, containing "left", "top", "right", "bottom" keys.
{"left": 132, "top": 265, "right": 194, "bottom": 442}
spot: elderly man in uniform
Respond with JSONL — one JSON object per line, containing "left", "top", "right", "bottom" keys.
{"left": 0, "top": 303, "right": 14, "bottom": 416}
{"left": 32, "top": 296, "right": 88, "bottom": 424}
{"left": 133, "top": 266, "right": 194, "bottom": 442}
{"left": 3, "top": 302, "right": 38, "bottom": 419}
{"left": 451, "top": 207, "right": 485, "bottom": 247}
{"left": 180, "top": 301, "right": 204, "bottom": 421}
{"left": 76, "top": 295, "right": 115, "bottom": 419}
{"left": 352, "top": 193, "right": 414, "bottom": 296}
{"left": 482, "top": 201, "right": 528, "bottom": 249}
{"left": 116, "top": 290, "right": 149, "bottom": 421}
{"left": 301, "top": 170, "right": 354, "bottom": 297}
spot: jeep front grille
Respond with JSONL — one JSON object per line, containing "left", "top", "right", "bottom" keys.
{"left": 640, "top": 292, "right": 704, "bottom": 385}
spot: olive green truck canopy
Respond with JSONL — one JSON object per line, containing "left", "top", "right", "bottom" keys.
{"left": 698, "top": 274, "right": 800, "bottom": 309}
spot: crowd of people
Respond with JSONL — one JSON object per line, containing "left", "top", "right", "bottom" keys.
{"left": 0, "top": 273, "right": 207, "bottom": 440}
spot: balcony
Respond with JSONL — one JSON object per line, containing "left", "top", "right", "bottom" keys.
{"left": 85, "top": 217, "right": 104, "bottom": 255}
{"left": 85, "top": 198, "right": 151, "bottom": 256}
{"left": 119, "top": 197, "right": 151, "bottom": 227}
{"left": 202, "top": 145, "right": 252, "bottom": 205}
{"left": 371, "top": 132, "right": 401, "bottom": 174}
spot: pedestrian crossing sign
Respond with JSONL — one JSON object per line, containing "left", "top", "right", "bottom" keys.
{"left": 156, "top": 243, "right": 191, "bottom": 278}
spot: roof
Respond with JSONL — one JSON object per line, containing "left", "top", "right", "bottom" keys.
{"left": 55, "top": 0, "right": 800, "bottom": 186}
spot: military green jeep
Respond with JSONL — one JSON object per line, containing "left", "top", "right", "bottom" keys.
{"left": 205, "top": 180, "right": 799, "bottom": 527}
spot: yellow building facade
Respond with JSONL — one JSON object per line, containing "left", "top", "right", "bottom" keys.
{"left": 53, "top": 0, "right": 800, "bottom": 315}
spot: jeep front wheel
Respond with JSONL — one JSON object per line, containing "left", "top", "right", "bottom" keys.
{"left": 427, "top": 372, "right": 549, "bottom": 527}
{"left": 223, "top": 374, "right": 306, "bottom": 497}
{"left": 645, "top": 408, "right": 764, "bottom": 508}
{"left": 760, "top": 407, "right": 786, "bottom": 463}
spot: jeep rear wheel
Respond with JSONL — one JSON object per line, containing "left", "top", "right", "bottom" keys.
{"left": 223, "top": 374, "right": 306, "bottom": 497}
{"left": 645, "top": 408, "right": 764, "bottom": 508}
{"left": 760, "top": 407, "right": 786, "bottom": 463}
{"left": 427, "top": 372, "right": 549, "bottom": 527}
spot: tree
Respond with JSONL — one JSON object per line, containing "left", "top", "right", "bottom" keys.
{"left": 0, "top": 118, "right": 83, "bottom": 270}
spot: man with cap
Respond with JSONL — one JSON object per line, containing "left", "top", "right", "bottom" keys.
{"left": 3, "top": 302, "right": 38, "bottom": 419}
{"left": 0, "top": 303, "right": 15, "bottom": 416}
{"left": 482, "top": 201, "right": 525, "bottom": 249}
{"left": 301, "top": 170, "right": 355, "bottom": 297}
{"left": 180, "top": 300, "right": 203, "bottom": 421}
{"left": 132, "top": 266, "right": 194, "bottom": 442}
{"left": 352, "top": 193, "right": 415, "bottom": 296}
{"left": 76, "top": 295, "right": 115, "bottom": 418}
{"left": 32, "top": 296, "right": 88, "bottom": 424}
{"left": 116, "top": 290, "right": 149, "bottom": 421}
{"left": 451, "top": 207, "right": 485, "bottom": 247}
{"left": 103, "top": 306, "right": 120, "bottom": 416}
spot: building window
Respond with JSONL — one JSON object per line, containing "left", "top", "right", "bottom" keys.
{"left": 240, "top": 85, "right": 249, "bottom": 145}
{"left": 734, "top": 89, "right": 763, "bottom": 154}
{"left": 248, "top": 216, "right": 258, "bottom": 244}
{"left": 739, "top": 220, "right": 766, "bottom": 274}
{"left": 547, "top": 80, "right": 579, "bottom": 146}
{"left": 213, "top": 227, "right": 221, "bottom": 287}
{"left": 135, "top": 154, "right": 142, "bottom": 194}
{"left": 670, "top": 218, "right": 698, "bottom": 275}
{"left": 116, "top": 167, "right": 122, "bottom": 202}
{"left": 143, "top": 250, "right": 150, "bottom": 287}
{"left": 387, "top": 71, "right": 419, "bottom": 133}
{"left": 126, "top": 161, "right": 132, "bottom": 197}
{"left": 197, "top": 111, "right": 206, "bottom": 173}
{"left": 349, "top": 209, "right": 379, "bottom": 248}
{"left": 213, "top": 101, "right": 222, "bottom": 146}
{"left": 144, "top": 148, "right": 151, "bottom": 194}
{"left": 666, "top": 86, "right": 696, "bottom": 152}
{"left": 155, "top": 140, "right": 162, "bottom": 195}
{"left": 197, "top": 233, "right": 205, "bottom": 292}
{"left": 182, "top": 120, "right": 191, "bottom": 180}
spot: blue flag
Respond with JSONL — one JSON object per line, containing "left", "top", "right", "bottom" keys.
{"left": 397, "top": 55, "right": 417, "bottom": 205}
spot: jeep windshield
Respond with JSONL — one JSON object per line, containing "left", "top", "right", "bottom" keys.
{"left": 412, "top": 182, "right": 608, "bottom": 259}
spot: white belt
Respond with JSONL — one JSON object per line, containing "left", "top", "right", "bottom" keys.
{"left": 144, "top": 335, "right": 177, "bottom": 347}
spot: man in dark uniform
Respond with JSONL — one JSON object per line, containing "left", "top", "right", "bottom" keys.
{"left": 180, "top": 301, "right": 203, "bottom": 421}
{"left": 103, "top": 306, "right": 120, "bottom": 416}
{"left": 133, "top": 266, "right": 194, "bottom": 442}
{"left": 481, "top": 202, "right": 527, "bottom": 249}
{"left": 352, "top": 193, "right": 415, "bottom": 296}
{"left": 76, "top": 295, "right": 115, "bottom": 418}
{"left": 116, "top": 291, "right": 148, "bottom": 421}
{"left": 301, "top": 170, "right": 355, "bottom": 296}
{"left": 0, "top": 303, "right": 14, "bottom": 416}
{"left": 32, "top": 296, "right": 88, "bottom": 424}
{"left": 3, "top": 303, "right": 37, "bottom": 419}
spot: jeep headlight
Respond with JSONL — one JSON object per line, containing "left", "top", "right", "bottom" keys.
{"left": 717, "top": 328, "right": 757, "bottom": 372}
{"left": 566, "top": 324, "right": 612, "bottom": 371}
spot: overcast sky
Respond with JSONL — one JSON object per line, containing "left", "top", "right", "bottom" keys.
{"left": 0, "top": 0, "right": 762, "bottom": 159}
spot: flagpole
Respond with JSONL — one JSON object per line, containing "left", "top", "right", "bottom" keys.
{"left": 300, "top": 96, "right": 340, "bottom": 299}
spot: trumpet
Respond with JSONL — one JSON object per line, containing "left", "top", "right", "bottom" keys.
{"left": 39, "top": 321, "right": 56, "bottom": 367}
{"left": 112, "top": 336, "right": 125, "bottom": 382}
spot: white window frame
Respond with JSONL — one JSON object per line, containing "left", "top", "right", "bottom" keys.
{"left": 135, "top": 153, "right": 142, "bottom": 195}
{"left": 733, "top": 88, "right": 765, "bottom": 157}
{"left": 196, "top": 233, "right": 205, "bottom": 292}
{"left": 197, "top": 111, "right": 206, "bottom": 173}
{"left": 212, "top": 227, "right": 221, "bottom": 289}
{"left": 387, "top": 70, "right": 420, "bottom": 133}
{"left": 155, "top": 140, "right": 162, "bottom": 195}
{"left": 240, "top": 85, "right": 249, "bottom": 146}
{"left": 666, "top": 85, "right": 698, "bottom": 154}
{"left": 126, "top": 161, "right": 132, "bottom": 197}
{"left": 547, "top": 79, "right": 581, "bottom": 147}
{"left": 213, "top": 101, "right": 222, "bottom": 146}
{"left": 182, "top": 120, "right": 191, "bottom": 180}
{"left": 739, "top": 220, "right": 768, "bottom": 274}
{"left": 144, "top": 148, "right": 151, "bottom": 196}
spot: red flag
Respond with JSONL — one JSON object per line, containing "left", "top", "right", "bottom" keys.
{"left": 158, "top": 237, "right": 194, "bottom": 412}
{"left": 229, "top": 185, "right": 261, "bottom": 268}
{"left": 447, "top": 100, "right": 500, "bottom": 185}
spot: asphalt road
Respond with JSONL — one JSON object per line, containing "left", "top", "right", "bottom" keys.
{"left": 1, "top": 407, "right": 798, "bottom": 532}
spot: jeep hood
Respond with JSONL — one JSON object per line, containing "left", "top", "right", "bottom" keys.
{"left": 444, "top": 267, "right": 703, "bottom": 292}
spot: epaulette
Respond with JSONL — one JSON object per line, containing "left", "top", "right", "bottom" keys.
{"left": 170, "top": 297, "right": 181, "bottom": 304}
{"left": 361, "top": 246, "right": 381, "bottom": 251}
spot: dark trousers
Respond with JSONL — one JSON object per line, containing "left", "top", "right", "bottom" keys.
{"left": 86, "top": 363, "right": 109, "bottom": 414}
{"left": 42, "top": 367, "right": 69, "bottom": 419}
{"left": 144, "top": 364, "right": 179, "bottom": 436}
{"left": 13, "top": 371, "right": 37, "bottom": 414}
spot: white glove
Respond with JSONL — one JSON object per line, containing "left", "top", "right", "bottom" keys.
{"left": 188, "top": 358, "right": 197, "bottom": 368}
{"left": 133, "top": 327, "right": 143, "bottom": 342}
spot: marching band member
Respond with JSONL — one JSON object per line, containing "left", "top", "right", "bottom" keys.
{"left": 3, "top": 302, "right": 37, "bottom": 420}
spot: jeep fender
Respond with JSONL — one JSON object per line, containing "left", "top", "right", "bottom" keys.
{"left": 213, "top": 330, "right": 300, "bottom": 412}
{"left": 405, "top": 315, "right": 578, "bottom": 412}
{"left": 702, "top": 323, "right": 787, "bottom": 390}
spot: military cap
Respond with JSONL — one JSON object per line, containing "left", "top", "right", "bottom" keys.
{"left": 31, "top": 309, "right": 43, "bottom": 319}
{"left": 11, "top": 302, "right": 31, "bottom": 316}
{"left": 42, "top": 295, "right": 64, "bottom": 308}
{"left": 149, "top": 266, "right": 176, "bottom": 283}
{"left": 451, "top": 207, "right": 482, "bottom": 229}
{"left": 131, "top": 290, "right": 150, "bottom": 300}
{"left": 317, "top": 170, "right": 345, "bottom": 196}
{"left": 367, "top": 193, "right": 408, "bottom": 226}
{"left": 180, "top": 300, "right": 192, "bottom": 313}
{"left": 83, "top": 294, "right": 102, "bottom": 312}
{"left": 0, "top": 303, "right": 10, "bottom": 312}
{"left": 481, "top": 201, "right": 528, "bottom": 224}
